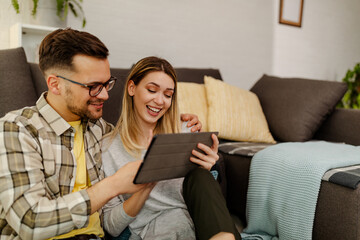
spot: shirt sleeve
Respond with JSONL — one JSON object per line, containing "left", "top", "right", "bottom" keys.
{"left": 101, "top": 135, "right": 136, "bottom": 236}
{"left": 0, "top": 120, "right": 91, "bottom": 240}
{"left": 181, "top": 121, "right": 193, "bottom": 133}
{"left": 103, "top": 195, "right": 135, "bottom": 237}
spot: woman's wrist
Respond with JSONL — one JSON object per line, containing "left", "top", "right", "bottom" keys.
{"left": 123, "top": 185, "right": 153, "bottom": 217}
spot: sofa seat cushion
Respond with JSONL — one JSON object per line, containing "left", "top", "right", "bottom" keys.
{"left": 0, "top": 47, "right": 38, "bottom": 118}
{"left": 218, "top": 141, "right": 275, "bottom": 157}
{"left": 204, "top": 76, "right": 275, "bottom": 143}
{"left": 251, "top": 74, "right": 347, "bottom": 142}
{"left": 322, "top": 164, "right": 360, "bottom": 189}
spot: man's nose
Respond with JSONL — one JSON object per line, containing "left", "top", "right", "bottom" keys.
{"left": 96, "top": 86, "right": 109, "bottom": 100}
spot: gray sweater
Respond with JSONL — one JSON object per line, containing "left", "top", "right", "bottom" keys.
{"left": 101, "top": 132, "right": 195, "bottom": 240}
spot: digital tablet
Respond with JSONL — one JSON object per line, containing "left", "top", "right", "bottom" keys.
{"left": 133, "top": 131, "right": 218, "bottom": 184}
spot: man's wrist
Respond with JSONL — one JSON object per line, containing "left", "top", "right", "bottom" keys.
{"left": 87, "top": 175, "right": 120, "bottom": 214}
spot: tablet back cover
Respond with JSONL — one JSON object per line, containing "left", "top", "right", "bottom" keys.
{"left": 133, "top": 132, "right": 217, "bottom": 184}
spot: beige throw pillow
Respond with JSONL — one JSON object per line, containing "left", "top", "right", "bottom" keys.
{"left": 204, "top": 76, "right": 275, "bottom": 143}
{"left": 177, "top": 82, "right": 208, "bottom": 131}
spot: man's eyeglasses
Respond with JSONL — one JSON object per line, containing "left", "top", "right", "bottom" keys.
{"left": 56, "top": 75, "right": 117, "bottom": 97}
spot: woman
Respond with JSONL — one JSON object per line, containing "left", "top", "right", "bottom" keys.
{"left": 102, "top": 56, "right": 240, "bottom": 240}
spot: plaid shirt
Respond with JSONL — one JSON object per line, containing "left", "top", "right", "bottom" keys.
{"left": 0, "top": 93, "right": 113, "bottom": 240}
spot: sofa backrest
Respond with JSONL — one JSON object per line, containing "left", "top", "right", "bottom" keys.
{"left": 24, "top": 64, "right": 223, "bottom": 126}
{"left": 29, "top": 62, "right": 47, "bottom": 96}
{"left": 314, "top": 108, "right": 360, "bottom": 146}
{"left": 0, "top": 47, "right": 222, "bottom": 126}
{"left": 2, "top": 48, "right": 360, "bottom": 145}
{"left": 0, "top": 47, "right": 39, "bottom": 118}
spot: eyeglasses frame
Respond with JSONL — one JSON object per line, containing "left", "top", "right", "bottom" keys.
{"left": 56, "top": 75, "right": 117, "bottom": 97}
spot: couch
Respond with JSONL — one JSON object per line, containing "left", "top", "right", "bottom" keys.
{"left": 2, "top": 47, "right": 360, "bottom": 239}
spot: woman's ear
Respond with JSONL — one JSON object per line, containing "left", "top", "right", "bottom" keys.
{"left": 47, "top": 75, "right": 61, "bottom": 95}
{"left": 128, "top": 80, "right": 136, "bottom": 96}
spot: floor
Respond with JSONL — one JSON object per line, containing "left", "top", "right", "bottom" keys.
{"left": 231, "top": 214, "right": 244, "bottom": 233}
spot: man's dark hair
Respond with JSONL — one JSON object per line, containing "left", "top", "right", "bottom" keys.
{"left": 39, "top": 28, "right": 109, "bottom": 74}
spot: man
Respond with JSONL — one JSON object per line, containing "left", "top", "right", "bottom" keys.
{"left": 0, "top": 28, "right": 239, "bottom": 240}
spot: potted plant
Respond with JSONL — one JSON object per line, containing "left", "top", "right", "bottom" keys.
{"left": 338, "top": 63, "right": 360, "bottom": 109}
{"left": 11, "top": 0, "right": 86, "bottom": 27}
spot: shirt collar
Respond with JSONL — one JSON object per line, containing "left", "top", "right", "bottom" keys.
{"left": 36, "top": 92, "right": 105, "bottom": 137}
{"left": 36, "top": 92, "right": 73, "bottom": 136}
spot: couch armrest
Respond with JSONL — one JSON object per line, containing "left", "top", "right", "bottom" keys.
{"left": 314, "top": 108, "right": 360, "bottom": 146}
{"left": 313, "top": 180, "right": 360, "bottom": 239}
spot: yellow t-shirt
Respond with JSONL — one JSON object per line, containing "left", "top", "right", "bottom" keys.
{"left": 49, "top": 120, "right": 104, "bottom": 239}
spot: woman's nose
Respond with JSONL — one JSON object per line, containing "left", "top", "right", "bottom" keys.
{"left": 154, "top": 94, "right": 164, "bottom": 105}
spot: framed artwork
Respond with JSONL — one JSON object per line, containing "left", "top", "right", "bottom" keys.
{"left": 279, "top": 0, "right": 304, "bottom": 27}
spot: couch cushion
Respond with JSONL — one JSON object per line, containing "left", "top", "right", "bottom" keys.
{"left": 204, "top": 76, "right": 275, "bottom": 143}
{"left": 0, "top": 47, "right": 38, "bottom": 118}
{"left": 251, "top": 74, "right": 347, "bottom": 142}
{"left": 176, "top": 68, "right": 222, "bottom": 132}
{"left": 177, "top": 82, "right": 208, "bottom": 131}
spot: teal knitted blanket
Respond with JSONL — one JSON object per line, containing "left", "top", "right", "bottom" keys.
{"left": 241, "top": 141, "right": 360, "bottom": 240}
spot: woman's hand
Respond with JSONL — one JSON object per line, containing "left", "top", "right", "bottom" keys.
{"left": 189, "top": 133, "right": 219, "bottom": 171}
{"left": 180, "top": 113, "right": 202, "bottom": 132}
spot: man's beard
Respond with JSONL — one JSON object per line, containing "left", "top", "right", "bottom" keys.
{"left": 65, "top": 88, "right": 103, "bottom": 120}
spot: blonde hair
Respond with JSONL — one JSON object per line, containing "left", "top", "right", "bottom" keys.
{"left": 112, "top": 56, "right": 180, "bottom": 158}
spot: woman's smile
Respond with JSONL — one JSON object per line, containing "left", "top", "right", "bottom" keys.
{"left": 147, "top": 105, "right": 162, "bottom": 116}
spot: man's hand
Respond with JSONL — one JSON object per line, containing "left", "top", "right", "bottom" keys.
{"left": 112, "top": 160, "right": 147, "bottom": 194}
{"left": 180, "top": 113, "right": 202, "bottom": 132}
{"left": 123, "top": 182, "right": 156, "bottom": 217}
{"left": 87, "top": 160, "right": 146, "bottom": 214}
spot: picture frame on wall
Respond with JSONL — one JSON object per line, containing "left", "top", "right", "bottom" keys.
{"left": 279, "top": 0, "right": 304, "bottom": 27}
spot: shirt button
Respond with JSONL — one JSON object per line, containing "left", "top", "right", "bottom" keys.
{"left": 69, "top": 174, "right": 73, "bottom": 179}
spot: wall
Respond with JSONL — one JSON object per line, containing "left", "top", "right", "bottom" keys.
{"left": 0, "top": 2, "right": 16, "bottom": 50}
{"left": 2, "top": 1, "right": 360, "bottom": 87}
{"left": 272, "top": 0, "right": 360, "bottom": 82}
{"left": 67, "top": 0, "right": 274, "bottom": 89}
{"left": 0, "top": 1, "right": 66, "bottom": 50}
